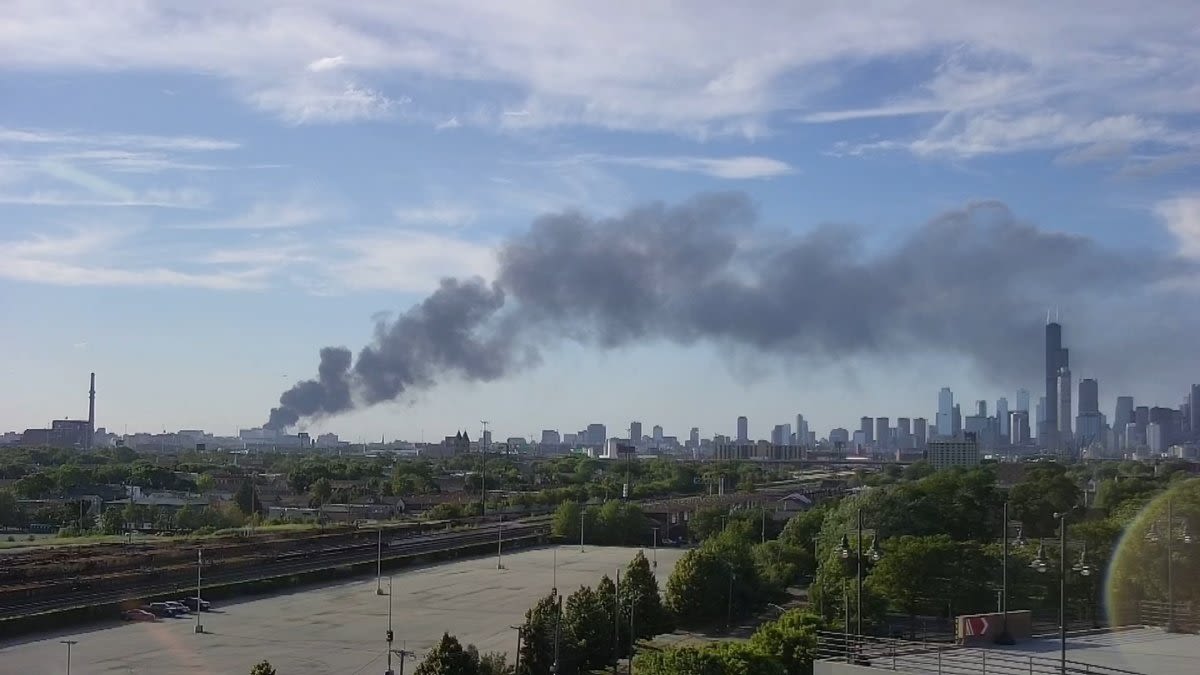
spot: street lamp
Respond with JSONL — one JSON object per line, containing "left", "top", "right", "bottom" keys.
{"left": 995, "top": 502, "right": 1023, "bottom": 645}
{"left": 1143, "top": 497, "right": 1192, "bottom": 632}
{"left": 60, "top": 640, "right": 77, "bottom": 675}
{"left": 1030, "top": 511, "right": 1091, "bottom": 674}
{"left": 838, "top": 509, "right": 881, "bottom": 635}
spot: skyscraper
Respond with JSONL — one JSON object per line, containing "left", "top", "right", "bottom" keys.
{"left": 1016, "top": 388, "right": 1030, "bottom": 413}
{"left": 1043, "top": 321, "right": 1069, "bottom": 443}
{"left": 652, "top": 425, "right": 664, "bottom": 442}
{"left": 586, "top": 423, "right": 606, "bottom": 446}
{"left": 1057, "top": 367, "right": 1073, "bottom": 439}
{"left": 1115, "top": 396, "right": 1134, "bottom": 432}
{"left": 1191, "top": 384, "right": 1200, "bottom": 440}
{"left": 952, "top": 404, "right": 962, "bottom": 437}
{"left": 913, "top": 418, "right": 927, "bottom": 447}
{"left": 860, "top": 416, "right": 874, "bottom": 444}
{"left": 1079, "top": 379, "right": 1099, "bottom": 414}
{"left": 936, "top": 387, "right": 954, "bottom": 438}
{"left": 976, "top": 400, "right": 987, "bottom": 417}
{"left": 875, "top": 417, "right": 890, "bottom": 449}
{"left": 736, "top": 416, "right": 748, "bottom": 442}
{"left": 897, "top": 417, "right": 912, "bottom": 448}
{"left": 689, "top": 427, "right": 700, "bottom": 447}
{"left": 630, "top": 421, "right": 642, "bottom": 443}
{"left": 1010, "top": 410, "right": 1031, "bottom": 445}
{"left": 997, "top": 397, "right": 1010, "bottom": 437}
{"left": 795, "top": 414, "right": 809, "bottom": 445}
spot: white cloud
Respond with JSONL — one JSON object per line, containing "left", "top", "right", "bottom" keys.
{"left": 177, "top": 201, "right": 325, "bottom": 230}
{"left": 570, "top": 154, "right": 793, "bottom": 179}
{"left": 249, "top": 80, "right": 399, "bottom": 124}
{"left": 0, "top": 189, "right": 209, "bottom": 208}
{"left": 0, "top": 127, "right": 238, "bottom": 151}
{"left": 1156, "top": 195, "right": 1200, "bottom": 261}
{"left": 393, "top": 204, "right": 478, "bottom": 228}
{"left": 328, "top": 231, "right": 496, "bottom": 292}
{"left": 1, "top": 228, "right": 266, "bottom": 290}
{"left": 307, "top": 55, "right": 347, "bottom": 72}
{"left": 435, "top": 116, "right": 461, "bottom": 130}
{"left": 0, "top": 2, "right": 1196, "bottom": 154}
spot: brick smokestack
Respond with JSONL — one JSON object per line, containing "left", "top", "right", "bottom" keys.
{"left": 88, "top": 372, "right": 95, "bottom": 451}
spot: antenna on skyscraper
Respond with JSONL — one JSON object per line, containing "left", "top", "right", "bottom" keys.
{"left": 1046, "top": 309, "right": 1051, "bottom": 324}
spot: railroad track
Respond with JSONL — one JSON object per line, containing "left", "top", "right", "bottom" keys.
{"left": 0, "top": 521, "right": 549, "bottom": 621}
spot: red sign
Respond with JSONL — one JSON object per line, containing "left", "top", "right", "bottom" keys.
{"left": 964, "top": 616, "right": 991, "bottom": 636}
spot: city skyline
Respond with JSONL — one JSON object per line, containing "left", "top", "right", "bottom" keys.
{"left": 7, "top": 362, "right": 1195, "bottom": 449}
{"left": 2, "top": 3, "right": 1199, "bottom": 441}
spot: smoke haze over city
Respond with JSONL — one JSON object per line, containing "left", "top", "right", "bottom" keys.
{"left": 267, "top": 194, "right": 1200, "bottom": 431}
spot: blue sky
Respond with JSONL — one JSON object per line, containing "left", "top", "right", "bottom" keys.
{"left": 1, "top": 1, "right": 1198, "bottom": 442}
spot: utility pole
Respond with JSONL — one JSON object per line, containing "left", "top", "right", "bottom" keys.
{"left": 761, "top": 508, "right": 767, "bottom": 544}
{"left": 496, "top": 516, "right": 505, "bottom": 570}
{"left": 856, "top": 509, "right": 864, "bottom": 636}
{"left": 386, "top": 575, "right": 395, "bottom": 675}
{"left": 580, "top": 503, "right": 586, "bottom": 552}
{"left": 651, "top": 527, "right": 658, "bottom": 569}
{"left": 480, "top": 420, "right": 490, "bottom": 451}
{"left": 60, "top": 640, "right": 77, "bottom": 675}
{"left": 376, "top": 527, "right": 384, "bottom": 595}
{"left": 552, "top": 594, "right": 563, "bottom": 674}
{"left": 194, "top": 548, "right": 204, "bottom": 633}
{"left": 612, "top": 568, "right": 620, "bottom": 675}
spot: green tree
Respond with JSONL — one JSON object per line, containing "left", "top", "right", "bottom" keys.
{"left": 621, "top": 550, "right": 672, "bottom": 640}
{"left": 753, "top": 539, "right": 812, "bottom": 595}
{"left": 749, "top": 609, "right": 820, "bottom": 675}
{"left": 196, "top": 473, "right": 216, "bottom": 494}
{"left": 13, "top": 472, "right": 55, "bottom": 499}
{"left": 517, "top": 593, "right": 564, "bottom": 675}
{"left": 415, "top": 633, "right": 477, "bottom": 675}
{"left": 564, "top": 585, "right": 611, "bottom": 672}
{"left": 249, "top": 660, "right": 276, "bottom": 675}
{"left": 99, "top": 506, "right": 124, "bottom": 535}
{"left": 689, "top": 506, "right": 727, "bottom": 542}
{"left": 1009, "top": 464, "right": 1081, "bottom": 537}
{"left": 235, "top": 478, "right": 263, "bottom": 516}
{"left": 475, "top": 651, "right": 512, "bottom": 675}
{"left": 309, "top": 477, "right": 333, "bottom": 508}
{"left": 866, "top": 535, "right": 996, "bottom": 620}
{"left": 551, "top": 500, "right": 582, "bottom": 541}
{"left": 0, "top": 489, "right": 24, "bottom": 527}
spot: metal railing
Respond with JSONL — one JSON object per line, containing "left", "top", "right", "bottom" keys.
{"left": 1139, "top": 600, "right": 1199, "bottom": 633}
{"left": 815, "top": 632, "right": 1144, "bottom": 675}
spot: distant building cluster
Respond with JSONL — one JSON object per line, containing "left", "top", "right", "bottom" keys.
{"left": 5, "top": 320, "right": 1199, "bottom": 466}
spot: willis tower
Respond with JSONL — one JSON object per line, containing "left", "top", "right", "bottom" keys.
{"left": 1042, "top": 318, "right": 1069, "bottom": 447}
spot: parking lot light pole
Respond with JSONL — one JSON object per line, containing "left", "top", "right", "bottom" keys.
{"left": 60, "top": 640, "right": 77, "bottom": 675}
{"left": 377, "top": 527, "right": 384, "bottom": 595}
{"left": 194, "top": 549, "right": 203, "bottom": 634}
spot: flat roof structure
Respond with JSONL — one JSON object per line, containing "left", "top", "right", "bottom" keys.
{"left": 0, "top": 545, "right": 684, "bottom": 675}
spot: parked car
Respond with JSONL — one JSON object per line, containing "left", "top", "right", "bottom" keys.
{"left": 180, "top": 597, "right": 211, "bottom": 612}
{"left": 163, "top": 601, "right": 189, "bottom": 614}
{"left": 122, "top": 609, "right": 157, "bottom": 622}
{"left": 146, "top": 602, "right": 177, "bottom": 617}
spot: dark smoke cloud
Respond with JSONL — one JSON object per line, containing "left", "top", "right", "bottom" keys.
{"left": 266, "top": 192, "right": 1197, "bottom": 429}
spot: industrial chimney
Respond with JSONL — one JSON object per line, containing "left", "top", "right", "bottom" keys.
{"left": 88, "top": 372, "right": 95, "bottom": 451}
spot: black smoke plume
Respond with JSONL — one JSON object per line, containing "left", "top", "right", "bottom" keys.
{"left": 266, "top": 192, "right": 1196, "bottom": 429}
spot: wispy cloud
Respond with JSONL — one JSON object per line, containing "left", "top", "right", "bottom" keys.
{"left": 2, "top": 228, "right": 266, "bottom": 290}
{"left": 327, "top": 231, "right": 496, "bottom": 292}
{"left": 435, "top": 116, "right": 461, "bottom": 131}
{"left": 176, "top": 201, "right": 325, "bottom": 230}
{"left": 393, "top": 204, "right": 478, "bottom": 228}
{"left": 250, "top": 80, "right": 400, "bottom": 125}
{"left": 0, "top": 189, "right": 209, "bottom": 209}
{"left": 0, "top": 127, "right": 238, "bottom": 151}
{"left": 544, "top": 154, "right": 793, "bottom": 180}
{"left": 1, "top": 4, "right": 1196, "bottom": 152}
